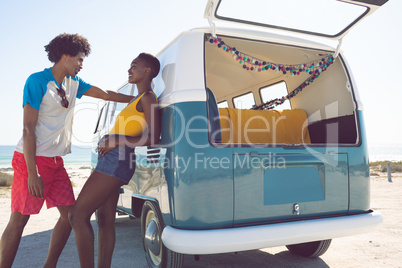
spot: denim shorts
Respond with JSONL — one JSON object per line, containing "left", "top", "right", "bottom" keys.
{"left": 94, "top": 145, "right": 136, "bottom": 185}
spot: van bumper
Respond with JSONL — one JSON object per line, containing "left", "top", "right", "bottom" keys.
{"left": 161, "top": 210, "right": 382, "bottom": 255}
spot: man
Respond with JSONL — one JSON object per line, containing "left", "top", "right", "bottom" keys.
{"left": 0, "top": 33, "right": 133, "bottom": 268}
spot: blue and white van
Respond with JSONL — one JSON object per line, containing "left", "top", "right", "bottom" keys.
{"left": 91, "top": 0, "right": 386, "bottom": 267}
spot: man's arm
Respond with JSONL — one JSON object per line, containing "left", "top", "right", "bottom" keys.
{"left": 23, "top": 104, "right": 44, "bottom": 198}
{"left": 83, "top": 86, "right": 134, "bottom": 103}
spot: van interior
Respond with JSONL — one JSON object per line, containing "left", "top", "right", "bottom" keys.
{"left": 204, "top": 34, "right": 358, "bottom": 146}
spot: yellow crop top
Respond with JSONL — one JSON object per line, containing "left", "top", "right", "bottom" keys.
{"left": 109, "top": 91, "right": 157, "bottom": 136}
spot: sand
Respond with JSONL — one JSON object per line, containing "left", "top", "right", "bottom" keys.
{"left": 0, "top": 167, "right": 401, "bottom": 268}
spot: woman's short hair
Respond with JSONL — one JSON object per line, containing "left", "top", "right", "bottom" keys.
{"left": 137, "top": 53, "right": 161, "bottom": 79}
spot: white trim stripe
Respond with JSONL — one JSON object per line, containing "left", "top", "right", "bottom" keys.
{"left": 162, "top": 210, "right": 382, "bottom": 254}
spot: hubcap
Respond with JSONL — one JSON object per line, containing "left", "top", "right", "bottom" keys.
{"left": 145, "top": 219, "right": 161, "bottom": 256}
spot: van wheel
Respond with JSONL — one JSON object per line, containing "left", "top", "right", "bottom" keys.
{"left": 286, "top": 239, "right": 332, "bottom": 258}
{"left": 141, "top": 201, "right": 184, "bottom": 268}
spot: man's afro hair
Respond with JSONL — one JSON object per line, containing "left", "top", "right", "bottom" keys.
{"left": 44, "top": 33, "right": 91, "bottom": 63}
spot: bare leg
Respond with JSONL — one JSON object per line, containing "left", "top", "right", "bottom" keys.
{"left": 69, "top": 171, "right": 124, "bottom": 268}
{"left": 0, "top": 212, "right": 30, "bottom": 268}
{"left": 43, "top": 205, "right": 72, "bottom": 268}
{"left": 96, "top": 188, "right": 120, "bottom": 268}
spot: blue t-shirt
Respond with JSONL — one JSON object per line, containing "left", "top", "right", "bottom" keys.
{"left": 22, "top": 68, "right": 91, "bottom": 110}
{"left": 16, "top": 68, "right": 92, "bottom": 157}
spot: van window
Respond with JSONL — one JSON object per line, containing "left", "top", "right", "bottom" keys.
{"left": 107, "top": 84, "right": 133, "bottom": 127}
{"left": 108, "top": 102, "right": 117, "bottom": 124}
{"left": 116, "top": 84, "right": 133, "bottom": 113}
{"left": 94, "top": 104, "right": 107, "bottom": 134}
{"left": 218, "top": 101, "right": 229, "bottom": 108}
{"left": 260, "top": 82, "right": 291, "bottom": 110}
{"left": 233, "top": 92, "right": 255, "bottom": 109}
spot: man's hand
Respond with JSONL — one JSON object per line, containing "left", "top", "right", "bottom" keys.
{"left": 28, "top": 173, "right": 44, "bottom": 198}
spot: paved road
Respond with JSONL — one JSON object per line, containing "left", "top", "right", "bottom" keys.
{"left": 5, "top": 178, "right": 401, "bottom": 268}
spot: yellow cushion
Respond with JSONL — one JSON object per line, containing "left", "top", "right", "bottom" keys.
{"left": 218, "top": 108, "right": 311, "bottom": 144}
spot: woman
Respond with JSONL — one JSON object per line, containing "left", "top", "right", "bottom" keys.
{"left": 69, "top": 53, "right": 161, "bottom": 268}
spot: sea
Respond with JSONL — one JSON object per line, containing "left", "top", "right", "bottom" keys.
{"left": 0, "top": 145, "right": 92, "bottom": 169}
{"left": 0, "top": 144, "right": 401, "bottom": 169}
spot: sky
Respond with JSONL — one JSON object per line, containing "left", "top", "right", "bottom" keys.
{"left": 0, "top": 0, "right": 401, "bottom": 148}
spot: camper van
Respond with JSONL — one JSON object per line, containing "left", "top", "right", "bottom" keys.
{"left": 91, "top": 0, "right": 386, "bottom": 267}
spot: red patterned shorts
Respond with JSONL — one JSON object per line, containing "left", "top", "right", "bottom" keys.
{"left": 11, "top": 151, "right": 75, "bottom": 215}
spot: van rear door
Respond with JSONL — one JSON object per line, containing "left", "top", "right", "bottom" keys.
{"left": 233, "top": 151, "right": 349, "bottom": 225}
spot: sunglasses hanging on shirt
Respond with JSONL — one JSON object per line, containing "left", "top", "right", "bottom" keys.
{"left": 56, "top": 87, "right": 69, "bottom": 108}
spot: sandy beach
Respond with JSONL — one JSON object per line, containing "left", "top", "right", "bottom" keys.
{"left": 0, "top": 166, "right": 401, "bottom": 268}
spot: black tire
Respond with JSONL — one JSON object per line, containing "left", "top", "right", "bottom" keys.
{"left": 141, "top": 201, "right": 184, "bottom": 268}
{"left": 286, "top": 239, "right": 332, "bottom": 258}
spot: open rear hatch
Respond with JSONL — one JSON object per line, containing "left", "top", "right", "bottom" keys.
{"left": 205, "top": 0, "right": 388, "bottom": 42}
